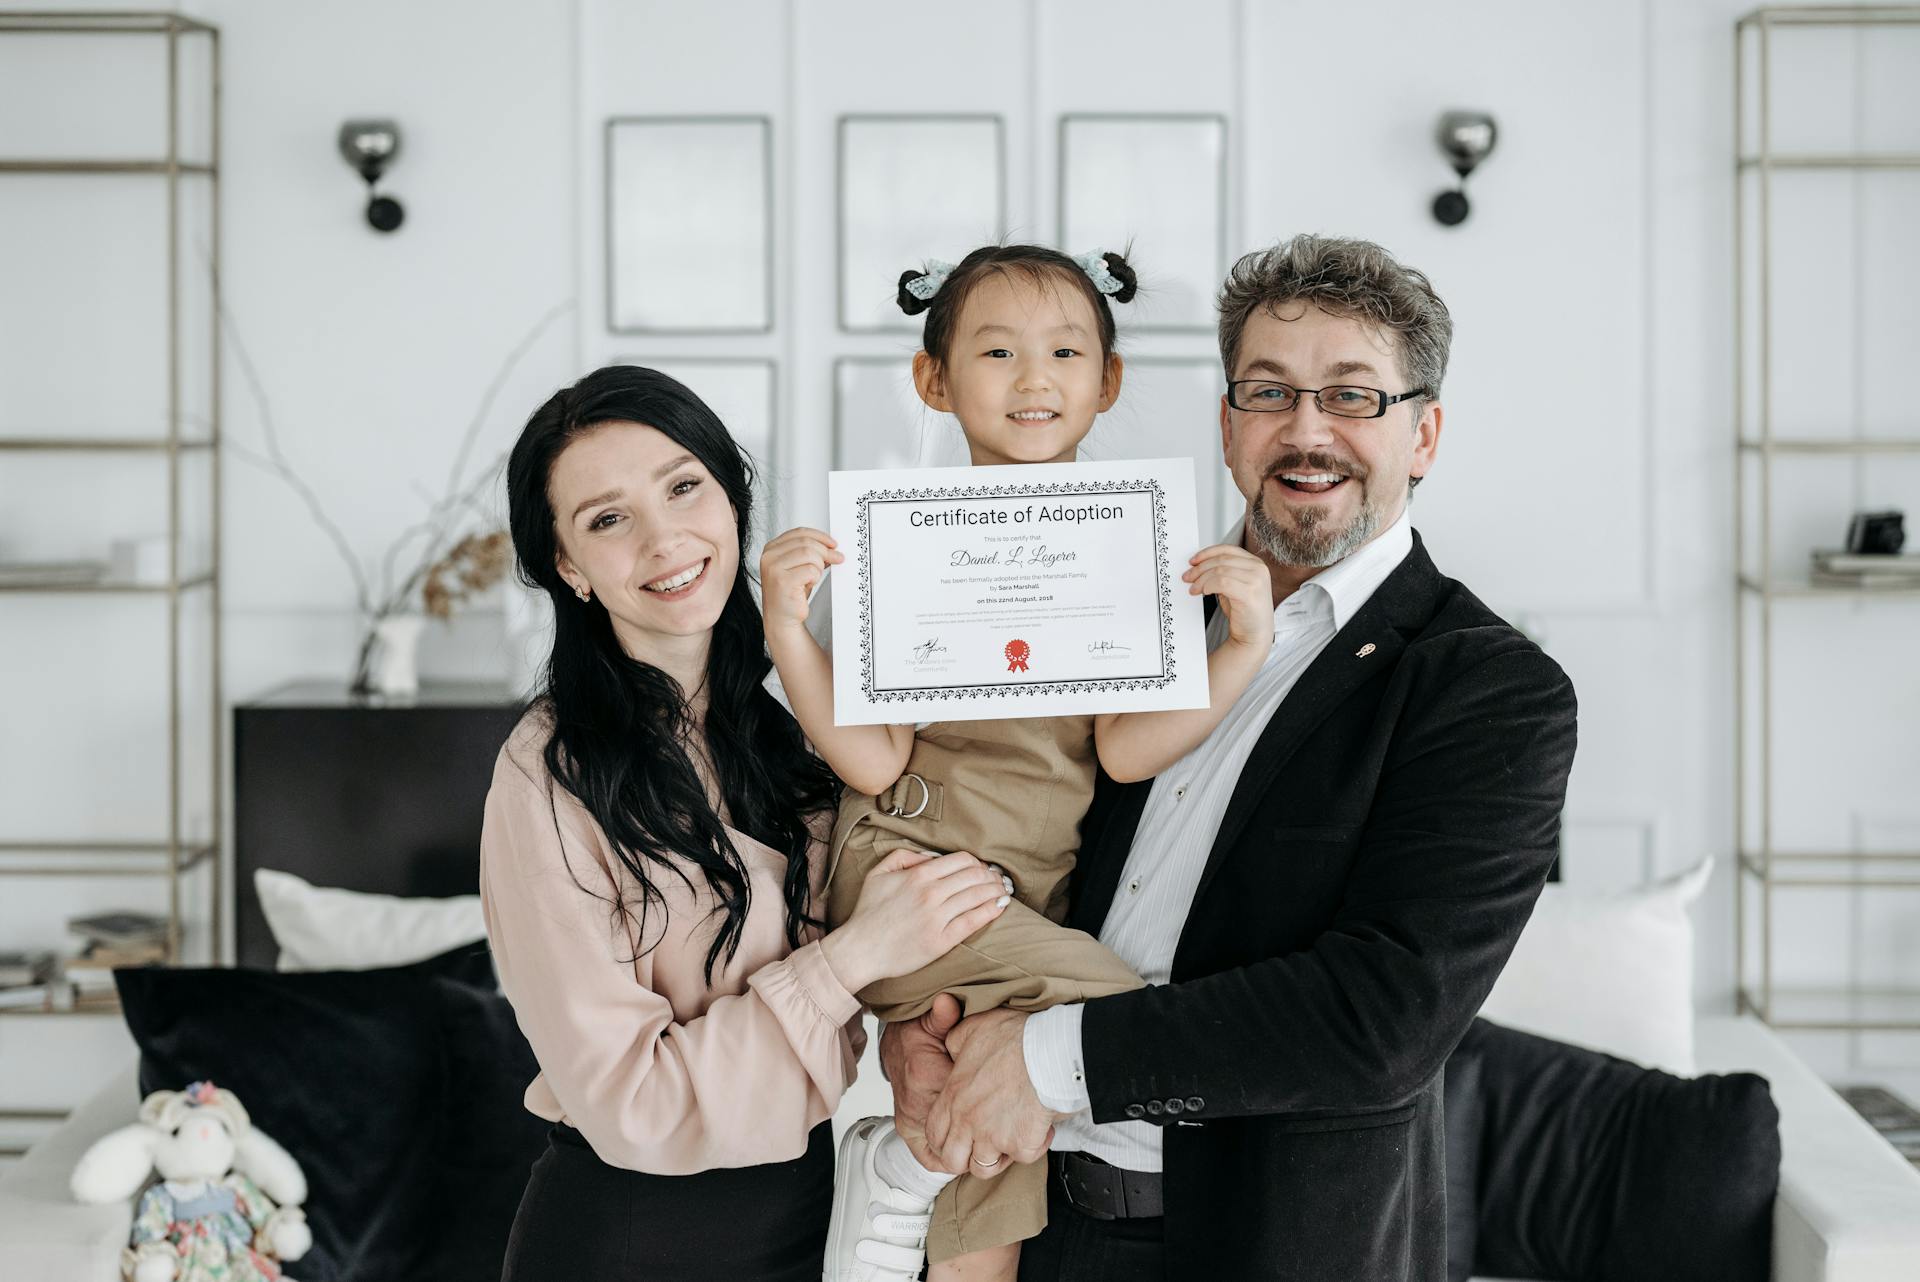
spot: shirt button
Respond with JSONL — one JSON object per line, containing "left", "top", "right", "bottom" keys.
{"left": 1174, "top": 785, "right": 1187, "bottom": 800}
{"left": 1127, "top": 878, "right": 1141, "bottom": 895}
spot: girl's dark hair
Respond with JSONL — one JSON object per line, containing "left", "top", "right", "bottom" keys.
{"left": 896, "top": 244, "right": 1138, "bottom": 366}
{"left": 505, "top": 364, "right": 839, "bottom": 982}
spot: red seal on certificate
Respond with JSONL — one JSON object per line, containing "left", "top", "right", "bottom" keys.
{"left": 1004, "top": 639, "right": 1030, "bottom": 673}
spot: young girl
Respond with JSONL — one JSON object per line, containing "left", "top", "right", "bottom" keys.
{"left": 761, "top": 246, "right": 1274, "bottom": 1282}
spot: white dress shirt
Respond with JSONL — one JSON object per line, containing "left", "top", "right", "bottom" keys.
{"left": 1022, "top": 509, "right": 1414, "bottom": 1172}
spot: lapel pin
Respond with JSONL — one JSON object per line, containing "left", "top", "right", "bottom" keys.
{"left": 1356, "top": 643, "right": 1376, "bottom": 658}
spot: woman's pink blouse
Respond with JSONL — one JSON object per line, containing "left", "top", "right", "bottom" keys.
{"left": 479, "top": 714, "right": 863, "bottom": 1174}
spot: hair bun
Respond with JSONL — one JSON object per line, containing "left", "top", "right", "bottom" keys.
{"left": 896, "top": 269, "right": 933, "bottom": 316}
{"left": 1099, "top": 250, "right": 1139, "bottom": 305}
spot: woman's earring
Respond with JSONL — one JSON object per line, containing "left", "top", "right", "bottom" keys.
{"left": 574, "top": 584, "right": 591, "bottom": 602}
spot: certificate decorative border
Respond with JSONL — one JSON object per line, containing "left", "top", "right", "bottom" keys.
{"left": 855, "top": 479, "right": 1177, "bottom": 704}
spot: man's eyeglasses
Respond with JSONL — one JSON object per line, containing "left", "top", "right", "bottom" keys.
{"left": 1226, "top": 380, "right": 1428, "bottom": 420}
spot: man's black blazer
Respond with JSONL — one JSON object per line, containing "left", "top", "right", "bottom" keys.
{"left": 1068, "top": 530, "right": 1579, "bottom": 1281}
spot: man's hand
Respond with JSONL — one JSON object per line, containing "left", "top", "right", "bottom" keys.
{"left": 925, "top": 1008, "right": 1057, "bottom": 1179}
{"left": 879, "top": 992, "right": 964, "bottom": 1173}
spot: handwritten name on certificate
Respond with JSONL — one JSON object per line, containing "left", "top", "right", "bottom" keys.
{"left": 827, "top": 459, "right": 1211, "bottom": 725}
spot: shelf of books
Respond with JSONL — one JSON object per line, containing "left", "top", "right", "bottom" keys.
{"left": 0, "top": 911, "right": 172, "bottom": 1018}
{"left": 0, "top": 13, "right": 225, "bottom": 1035}
{"left": 1731, "top": 5, "right": 1920, "bottom": 1035}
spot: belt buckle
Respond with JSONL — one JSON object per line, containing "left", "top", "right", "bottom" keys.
{"left": 1056, "top": 1154, "right": 1120, "bottom": 1222}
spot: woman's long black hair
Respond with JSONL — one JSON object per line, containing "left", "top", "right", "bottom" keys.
{"left": 505, "top": 364, "right": 839, "bottom": 981}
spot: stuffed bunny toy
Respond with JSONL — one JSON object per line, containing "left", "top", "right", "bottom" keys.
{"left": 69, "top": 1080, "right": 313, "bottom": 1282}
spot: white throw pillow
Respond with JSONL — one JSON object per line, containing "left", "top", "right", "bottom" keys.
{"left": 1478, "top": 858, "right": 1712, "bottom": 1075}
{"left": 254, "top": 868, "right": 487, "bottom": 972}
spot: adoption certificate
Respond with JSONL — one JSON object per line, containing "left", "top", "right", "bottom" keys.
{"left": 827, "top": 458, "right": 1211, "bottom": 725}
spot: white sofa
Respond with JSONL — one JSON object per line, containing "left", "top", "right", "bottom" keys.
{"left": 0, "top": 1062, "right": 137, "bottom": 1282}
{"left": 1695, "top": 1018, "right": 1920, "bottom": 1282}
{"left": 5, "top": 1016, "right": 1919, "bottom": 1281}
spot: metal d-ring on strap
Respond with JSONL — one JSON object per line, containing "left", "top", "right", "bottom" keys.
{"left": 883, "top": 772, "right": 931, "bottom": 819}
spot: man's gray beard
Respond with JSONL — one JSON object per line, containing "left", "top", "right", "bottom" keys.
{"left": 1248, "top": 485, "right": 1383, "bottom": 569}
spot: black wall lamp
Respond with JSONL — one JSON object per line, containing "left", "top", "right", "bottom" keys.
{"left": 338, "top": 119, "right": 405, "bottom": 232}
{"left": 1431, "top": 111, "right": 1497, "bottom": 227}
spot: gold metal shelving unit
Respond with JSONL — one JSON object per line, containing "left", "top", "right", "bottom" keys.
{"left": 0, "top": 11, "right": 223, "bottom": 1019}
{"left": 1733, "top": 5, "right": 1920, "bottom": 1032}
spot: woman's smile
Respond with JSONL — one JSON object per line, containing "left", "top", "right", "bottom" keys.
{"left": 640, "top": 556, "right": 711, "bottom": 598}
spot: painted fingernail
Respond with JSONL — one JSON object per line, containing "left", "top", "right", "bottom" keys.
{"left": 995, "top": 895, "right": 1010, "bottom": 908}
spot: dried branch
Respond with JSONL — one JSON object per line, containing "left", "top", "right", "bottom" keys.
{"left": 422, "top": 531, "right": 512, "bottom": 620}
{"left": 207, "top": 242, "right": 572, "bottom": 621}
{"left": 219, "top": 311, "right": 375, "bottom": 614}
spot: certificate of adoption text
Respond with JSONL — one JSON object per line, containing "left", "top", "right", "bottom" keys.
{"left": 827, "top": 458, "right": 1210, "bottom": 725}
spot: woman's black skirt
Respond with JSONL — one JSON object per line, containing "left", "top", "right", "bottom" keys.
{"left": 500, "top": 1121, "right": 834, "bottom": 1281}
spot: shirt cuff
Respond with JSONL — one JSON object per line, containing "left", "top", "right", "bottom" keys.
{"left": 776, "top": 940, "right": 863, "bottom": 1028}
{"left": 1022, "top": 1003, "right": 1091, "bottom": 1114}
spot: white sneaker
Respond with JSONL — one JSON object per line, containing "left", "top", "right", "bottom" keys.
{"left": 823, "top": 1115, "right": 933, "bottom": 1282}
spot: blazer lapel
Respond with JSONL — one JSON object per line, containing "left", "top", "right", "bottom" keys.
{"left": 1185, "top": 535, "right": 1447, "bottom": 913}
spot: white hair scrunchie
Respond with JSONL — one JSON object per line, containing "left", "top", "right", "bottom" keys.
{"left": 1073, "top": 249, "right": 1126, "bottom": 296}
{"left": 905, "top": 259, "right": 957, "bottom": 301}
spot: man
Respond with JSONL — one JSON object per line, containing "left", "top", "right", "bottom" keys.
{"left": 882, "top": 233, "right": 1579, "bottom": 1281}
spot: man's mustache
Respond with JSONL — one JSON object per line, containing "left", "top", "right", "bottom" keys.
{"left": 1262, "top": 451, "right": 1369, "bottom": 482}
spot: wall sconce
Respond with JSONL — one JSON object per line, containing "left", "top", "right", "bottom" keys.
{"left": 1431, "top": 111, "right": 1497, "bottom": 227}
{"left": 337, "top": 119, "right": 405, "bottom": 233}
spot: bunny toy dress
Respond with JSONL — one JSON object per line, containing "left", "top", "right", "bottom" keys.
{"left": 128, "top": 1172, "right": 290, "bottom": 1282}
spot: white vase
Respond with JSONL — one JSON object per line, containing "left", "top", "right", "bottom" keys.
{"left": 501, "top": 581, "right": 553, "bottom": 698}
{"left": 364, "top": 612, "right": 427, "bottom": 697}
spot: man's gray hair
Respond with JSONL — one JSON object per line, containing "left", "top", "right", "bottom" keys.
{"left": 1216, "top": 234, "right": 1453, "bottom": 401}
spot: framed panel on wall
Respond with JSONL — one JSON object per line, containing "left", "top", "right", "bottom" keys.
{"left": 832, "top": 357, "right": 969, "bottom": 472}
{"left": 1079, "top": 357, "right": 1236, "bottom": 541}
{"left": 1059, "top": 114, "right": 1228, "bottom": 333}
{"left": 612, "top": 357, "right": 779, "bottom": 523}
{"left": 606, "top": 117, "right": 772, "bottom": 333}
{"left": 838, "top": 115, "right": 1004, "bottom": 332}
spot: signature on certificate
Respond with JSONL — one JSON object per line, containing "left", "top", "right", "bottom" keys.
{"left": 1087, "top": 640, "right": 1133, "bottom": 657}
{"left": 911, "top": 638, "right": 950, "bottom": 664}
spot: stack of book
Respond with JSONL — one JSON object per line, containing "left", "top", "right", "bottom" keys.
{"left": 0, "top": 950, "right": 59, "bottom": 1012}
{"left": 1810, "top": 550, "right": 1920, "bottom": 591}
{"left": 1840, "top": 1085, "right": 1920, "bottom": 1172}
{"left": 65, "top": 912, "right": 168, "bottom": 1011}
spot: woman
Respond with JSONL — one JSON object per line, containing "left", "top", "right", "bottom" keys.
{"left": 482, "top": 365, "right": 1010, "bottom": 1281}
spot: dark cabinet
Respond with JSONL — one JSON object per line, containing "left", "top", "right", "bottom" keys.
{"left": 232, "top": 681, "right": 525, "bottom": 968}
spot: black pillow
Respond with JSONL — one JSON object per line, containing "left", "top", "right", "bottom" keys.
{"left": 423, "top": 975, "right": 549, "bottom": 1282}
{"left": 115, "top": 943, "right": 501, "bottom": 1281}
{"left": 1441, "top": 1044, "right": 1484, "bottom": 1282}
{"left": 1459, "top": 1017, "right": 1780, "bottom": 1282}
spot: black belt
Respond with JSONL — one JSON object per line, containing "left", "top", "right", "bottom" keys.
{"left": 1051, "top": 1150, "right": 1164, "bottom": 1220}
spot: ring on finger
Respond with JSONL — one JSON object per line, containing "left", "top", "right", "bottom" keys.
{"left": 972, "top": 1154, "right": 1002, "bottom": 1168}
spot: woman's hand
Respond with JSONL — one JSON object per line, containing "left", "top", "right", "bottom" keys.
{"left": 759, "top": 527, "right": 842, "bottom": 635}
{"left": 820, "top": 849, "right": 1010, "bottom": 994}
{"left": 1185, "top": 544, "right": 1275, "bottom": 651}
